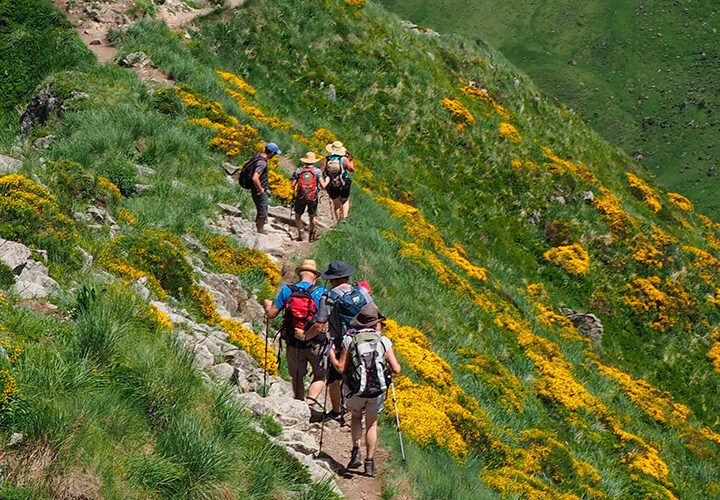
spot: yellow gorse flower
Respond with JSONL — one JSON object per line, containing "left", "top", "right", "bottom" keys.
{"left": 666, "top": 192, "right": 694, "bottom": 211}
{"left": 459, "top": 83, "right": 511, "bottom": 119}
{"left": 441, "top": 97, "right": 476, "bottom": 131}
{"left": 0, "top": 369, "right": 17, "bottom": 410}
{"left": 205, "top": 235, "right": 281, "bottom": 297}
{"left": 218, "top": 318, "right": 278, "bottom": 375}
{"left": 543, "top": 243, "right": 590, "bottom": 276}
{"left": 498, "top": 122, "right": 522, "bottom": 143}
{"left": 626, "top": 172, "right": 662, "bottom": 213}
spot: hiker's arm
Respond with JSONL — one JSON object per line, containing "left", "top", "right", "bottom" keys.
{"left": 262, "top": 299, "right": 280, "bottom": 319}
{"left": 319, "top": 174, "right": 329, "bottom": 189}
{"left": 330, "top": 347, "right": 349, "bottom": 373}
{"left": 385, "top": 347, "right": 401, "bottom": 374}
{"left": 252, "top": 171, "right": 264, "bottom": 194}
{"left": 344, "top": 156, "right": 355, "bottom": 172}
{"left": 302, "top": 321, "right": 325, "bottom": 340}
{"left": 320, "top": 158, "right": 327, "bottom": 174}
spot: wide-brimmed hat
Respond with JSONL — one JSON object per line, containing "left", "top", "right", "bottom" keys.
{"left": 349, "top": 303, "right": 386, "bottom": 329}
{"left": 320, "top": 260, "right": 355, "bottom": 280}
{"left": 325, "top": 140, "right": 347, "bottom": 156}
{"left": 296, "top": 259, "right": 320, "bottom": 276}
{"left": 300, "top": 151, "right": 321, "bottom": 164}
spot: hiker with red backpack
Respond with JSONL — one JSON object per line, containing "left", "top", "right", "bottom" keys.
{"left": 304, "top": 261, "right": 373, "bottom": 423}
{"left": 291, "top": 151, "right": 329, "bottom": 242}
{"left": 321, "top": 141, "right": 355, "bottom": 222}
{"left": 238, "top": 142, "right": 282, "bottom": 233}
{"left": 263, "top": 259, "right": 327, "bottom": 414}
{"left": 328, "top": 304, "right": 401, "bottom": 477}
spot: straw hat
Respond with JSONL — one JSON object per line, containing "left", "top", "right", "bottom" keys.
{"left": 300, "top": 151, "right": 321, "bottom": 164}
{"left": 349, "top": 303, "right": 386, "bottom": 329}
{"left": 325, "top": 140, "right": 347, "bottom": 156}
{"left": 296, "top": 259, "right": 320, "bottom": 276}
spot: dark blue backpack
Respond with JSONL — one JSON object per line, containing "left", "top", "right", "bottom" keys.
{"left": 328, "top": 286, "right": 368, "bottom": 346}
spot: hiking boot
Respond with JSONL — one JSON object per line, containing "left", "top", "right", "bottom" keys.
{"left": 296, "top": 230, "right": 305, "bottom": 242}
{"left": 347, "top": 446, "right": 362, "bottom": 469}
{"left": 309, "top": 229, "right": 318, "bottom": 242}
{"left": 363, "top": 458, "right": 376, "bottom": 477}
{"left": 323, "top": 409, "right": 344, "bottom": 424}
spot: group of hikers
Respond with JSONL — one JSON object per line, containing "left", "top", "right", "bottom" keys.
{"left": 239, "top": 140, "right": 356, "bottom": 239}
{"left": 263, "top": 259, "right": 401, "bottom": 478}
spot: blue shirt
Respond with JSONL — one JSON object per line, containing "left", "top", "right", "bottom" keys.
{"left": 273, "top": 281, "right": 327, "bottom": 310}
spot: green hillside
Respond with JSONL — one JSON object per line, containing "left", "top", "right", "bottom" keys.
{"left": 380, "top": 0, "right": 720, "bottom": 216}
{"left": 3, "top": 0, "right": 720, "bottom": 498}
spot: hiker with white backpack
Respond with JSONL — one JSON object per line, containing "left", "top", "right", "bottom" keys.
{"left": 291, "top": 151, "right": 329, "bottom": 242}
{"left": 328, "top": 303, "right": 401, "bottom": 477}
{"left": 321, "top": 141, "right": 355, "bottom": 221}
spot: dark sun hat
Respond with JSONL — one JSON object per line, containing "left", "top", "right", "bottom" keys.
{"left": 320, "top": 260, "right": 356, "bottom": 280}
{"left": 349, "top": 303, "right": 386, "bottom": 330}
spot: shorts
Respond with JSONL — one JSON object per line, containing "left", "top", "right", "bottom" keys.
{"left": 345, "top": 392, "right": 385, "bottom": 414}
{"left": 294, "top": 197, "right": 318, "bottom": 216}
{"left": 252, "top": 190, "right": 269, "bottom": 219}
{"left": 327, "top": 179, "right": 352, "bottom": 200}
{"left": 286, "top": 342, "right": 327, "bottom": 382}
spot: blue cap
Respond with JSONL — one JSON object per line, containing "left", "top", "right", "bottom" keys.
{"left": 266, "top": 142, "right": 282, "bottom": 154}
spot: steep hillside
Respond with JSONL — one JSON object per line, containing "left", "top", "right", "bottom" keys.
{"left": 380, "top": 0, "right": 720, "bottom": 216}
{"left": 3, "top": 0, "right": 720, "bottom": 498}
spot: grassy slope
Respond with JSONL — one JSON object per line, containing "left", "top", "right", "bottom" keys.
{"left": 109, "top": 0, "right": 720, "bottom": 497}
{"left": 380, "top": 0, "right": 720, "bottom": 216}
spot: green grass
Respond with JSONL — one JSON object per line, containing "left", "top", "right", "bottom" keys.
{"left": 379, "top": 0, "right": 720, "bottom": 215}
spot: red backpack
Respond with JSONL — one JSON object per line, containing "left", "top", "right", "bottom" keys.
{"left": 282, "top": 284, "right": 320, "bottom": 347}
{"left": 297, "top": 167, "right": 318, "bottom": 201}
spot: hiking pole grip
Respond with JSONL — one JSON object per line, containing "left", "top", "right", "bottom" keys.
{"left": 390, "top": 380, "right": 406, "bottom": 463}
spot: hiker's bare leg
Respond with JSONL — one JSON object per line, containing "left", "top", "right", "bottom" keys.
{"left": 294, "top": 213, "right": 303, "bottom": 239}
{"left": 256, "top": 216, "right": 266, "bottom": 233}
{"left": 308, "top": 214, "right": 316, "bottom": 235}
{"left": 364, "top": 411, "right": 379, "bottom": 459}
{"left": 351, "top": 410, "right": 363, "bottom": 448}
{"left": 332, "top": 198, "right": 343, "bottom": 221}
{"left": 329, "top": 379, "right": 342, "bottom": 412}
{"left": 341, "top": 197, "right": 350, "bottom": 219}
{"left": 307, "top": 377, "right": 324, "bottom": 402}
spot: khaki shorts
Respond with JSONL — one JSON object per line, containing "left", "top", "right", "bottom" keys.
{"left": 286, "top": 342, "right": 327, "bottom": 382}
{"left": 345, "top": 392, "right": 385, "bottom": 414}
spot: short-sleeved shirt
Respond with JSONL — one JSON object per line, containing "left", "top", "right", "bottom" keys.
{"left": 273, "top": 281, "right": 326, "bottom": 310}
{"left": 316, "top": 283, "right": 374, "bottom": 341}
{"left": 251, "top": 154, "right": 269, "bottom": 190}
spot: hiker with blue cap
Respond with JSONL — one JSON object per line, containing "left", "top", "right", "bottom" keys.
{"left": 240, "top": 142, "right": 281, "bottom": 233}
{"left": 304, "top": 260, "right": 373, "bottom": 423}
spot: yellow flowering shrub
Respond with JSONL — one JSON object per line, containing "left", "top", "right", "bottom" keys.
{"left": 118, "top": 207, "right": 138, "bottom": 225}
{"left": 218, "top": 318, "right": 278, "bottom": 375}
{"left": 651, "top": 226, "right": 678, "bottom": 246}
{"left": 387, "top": 375, "right": 469, "bottom": 459}
{"left": 543, "top": 243, "right": 590, "bottom": 276}
{"left": 707, "top": 342, "right": 720, "bottom": 373}
{"left": 623, "top": 276, "right": 696, "bottom": 332}
{"left": 666, "top": 192, "right": 694, "bottom": 211}
{"left": 441, "top": 97, "right": 476, "bottom": 131}
{"left": 682, "top": 245, "right": 720, "bottom": 271}
{"left": 225, "top": 88, "right": 292, "bottom": 130}
{"left": 174, "top": 84, "right": 238, "bottom": 126}
{"left": 541, "top": 147, "right": 600, "bottom": 185}
{"left": 376, "top": 196, "right": 488, "bottom": 281}
{"left": 0, "top": 174, "right": 80, "bottom": 261}
{"left": 630, "top": 236, "right": 665, "bottom": 268}
{"left": 0, "top": 368, "right": 17, "bottom": 410}
{"left": 511, "top": 158, "right": 540, "bottom": 171}
{"left": 525, "top": 283, "right": 580, "bottom": 339}
{"left": 594, "top": 361, "right": 690, "bottom": 426}
{"left": 205, "top": 235, "right": 281, "bottom": 297}
{"left": 345, "top": 0, "right": 365, "bottom": 7}
{"left": 101, "top": 260, "right": 166, "bottom": 299}
{"left": 191, "top": 285, "right": 219, "bottom": 325}
{"left": 97, "top": 177, "right": 122, "bottom": 201}
{"left": 268, "top": 157, "right": 294, "bottom": 204}
{"left": 459, "top": 83, "right": 511, "bottom": 119}
{"left": 148, "top": 304, "right": 173, "bottom": 330}
{"left": 216, "top": 70, "right": 256, "bottom": 96}
{"left": 626, "top": 172, "right": 662, "bottom": 212}
{"left": 458, "top": 348, "right": 526, "bottom": 412}
{"left": 594, "top": 187, "right": 636, "bottom": 235}
{"left": 499, "top": 122, "right": 522, "bottom": 143}
{"left": 383, "top": 319, "right": 454, "bottom": 388}
{"left": 0, "top": 339, "right": 22, "bottom": 363}
{"left": 208, "top": 123, "right": 262, "bottom": 157}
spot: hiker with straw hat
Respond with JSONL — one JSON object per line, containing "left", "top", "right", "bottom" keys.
{"left": 321, "top": 141, "right": 355, "bottom": 222}
{"left": 263, "top": 259, "right": 327, "bottom": 416}
{"left": 328, "top": 303, "right": 401, "bottom": 477}
{"left": 291, "top": 151, "right": 328, "bottom": 242}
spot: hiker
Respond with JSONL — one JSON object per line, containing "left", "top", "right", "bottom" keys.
{"left": 240, "top": 142, "right": 282, "bottom": 233}
{"left": 263, "top": 259, "right": 327, "bottom": 413}
{"left": 321, "top": 141, "right": 355, "bottom": 221}
{"left": 329, "top": 304, "right": 401, "bottom": 477}
{"left": 291, "top": 151, "right": 329, "bottom": 242}
{"left": 304, "top": 260, "right": 373, "bottom": 423}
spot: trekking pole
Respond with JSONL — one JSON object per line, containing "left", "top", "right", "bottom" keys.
{"left": 390, "top": 379, "right": 406, "bottom": 463}
{"left": 262, "top": 316, "right": 269, "bottom": 397}
{"left": 317, "top": 370, "right": 330, "bottom": 457}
